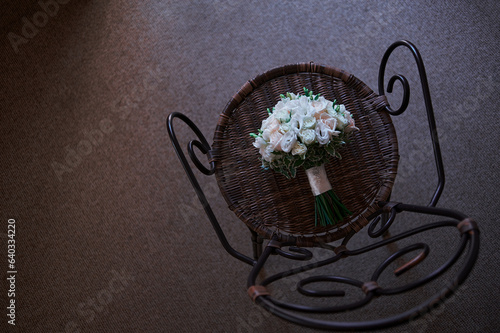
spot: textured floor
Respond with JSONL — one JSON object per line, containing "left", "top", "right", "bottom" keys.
{"left": 1, "top": 1, "right": 499, "bottom": 332}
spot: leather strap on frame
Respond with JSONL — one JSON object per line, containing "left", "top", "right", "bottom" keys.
{"left": 457, "top": 218, "right": 478, "bottom": 235}
{"left": 247, "top": 285, "right": 270, "bottom": 302}
{"left": 362, "top": 281, "right": 380, "bottom": 294}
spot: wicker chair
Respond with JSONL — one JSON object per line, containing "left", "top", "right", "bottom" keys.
{"left": 167, "top": 40, "right": 479, "bottom": 330}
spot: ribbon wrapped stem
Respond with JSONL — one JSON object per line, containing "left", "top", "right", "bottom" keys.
{"left": 306, "top": 164, "right": 352, "bottom": 226}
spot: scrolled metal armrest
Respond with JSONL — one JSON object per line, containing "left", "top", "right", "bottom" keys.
{"left": 167, "top": 112, "right": 215, "bottom": 176}
{"left": 378, "top": 40, "right": 445, "bottom": 207}
{"left": 167, "top": 112, "right": 255, "bottom": 266}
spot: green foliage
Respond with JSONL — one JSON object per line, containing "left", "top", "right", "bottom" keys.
{"left": 259, "top": 132, "right": 350, "bottom": 179}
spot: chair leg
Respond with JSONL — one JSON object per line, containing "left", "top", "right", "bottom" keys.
{"left": 249, "top": 228, "right": 263, "bottom": 260}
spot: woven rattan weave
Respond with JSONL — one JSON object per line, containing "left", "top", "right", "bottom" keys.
{"left": 212, "top": 62, "right": 398, "bottom": 246}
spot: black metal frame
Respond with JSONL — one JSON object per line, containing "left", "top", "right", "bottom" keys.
{"left": 167, "top": 40, "right": 479, "bottom": 331}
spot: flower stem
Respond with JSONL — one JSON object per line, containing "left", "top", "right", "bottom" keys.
{"left": 314, "top": 189, "right": 352, "bottom": 227}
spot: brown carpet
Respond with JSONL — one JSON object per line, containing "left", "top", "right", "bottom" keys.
{"left": 1, "top": 1, "right": 499, "bottom": 332}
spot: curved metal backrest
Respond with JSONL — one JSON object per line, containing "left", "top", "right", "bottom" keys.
{"left": 212, "top": 62, "right": 398, "bottom": 247}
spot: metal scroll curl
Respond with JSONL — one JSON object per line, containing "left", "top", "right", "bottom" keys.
{"left": 247, "top": 206, "right": 479, "bottom": 330}
{"left": 378, "top": 40, "right": 445, "bottom": 207}
{"left": 168, "top": 112, "right": 215, "bottom": 176}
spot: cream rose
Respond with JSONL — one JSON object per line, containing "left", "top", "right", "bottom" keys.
{"left": 317, "top": 113, "right": 337, "bottom": 130}
{"left": 261, "top": 116, "right": 280, "bottom": 141}
{"left": 311, "top": 96, "right": 328, "bottom": 113}
{"left": 268, "top": 130, "right": 284, "bottom": 151}
{"left": 301, "top": 115, "right": 317, "bottom": 129}
{"left": 344, "top": 111, "right": 359, "bottom": 132}
{"left": 291, "top": 142, "right": 307, "bottom": 156}
{"left": 298, "top": 128, "right": 316, "bottom": 145}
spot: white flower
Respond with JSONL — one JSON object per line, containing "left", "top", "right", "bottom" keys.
{"left": 274, "top": 103, "right": 291, "bottom": 122}
{"left": 317, "top": 113, "right": 340, "bottom": 136}
{"left": 328, "top": 108, "right": 349, "bottom": 130}
{"left": 252, "top": 89, "right": 359, "bottom": 174}
{"left": 280, "top": 130, "right": 297, "bottom": 153}
{"left": 344, "top": 111, "right": 360, "bottom": 132}
{"left": 268, "top": 130, "right": 284, "bottom": 151}
{"left": 290, "top": 112, "right": 303, "bottom": 127}
{"left": 261, "top": 115, "right": 280, "bottom": 131}
{"left": 311, "top": 96, "right": 328, "bottom": 113}
{"left": 292, "top": 142, "right": 307, "bottom": 156}
{"left": 326, "top": 100, "right": 335, "bottom": 113}
{"left": 298, "top": 128, "right": 316, "bottom": 145}
{"left": 253, "top": 136, "right": 267, "bottom": 149}
{"left": 279, "top": 122, "right": 292, "bottom": 133}
{"left": 261, "top": 116, "right": 280, "bottom": 141}
{"left": 315, "top": 122, "right": 333, "bottom": 145}
{"left": 253, "top": 137, "right": 275, "bottom": 162}
{"left": 261, "top": 145, "right": 276, "bottom": 162}
{"left": 289, "top": 117, "right": 300, "bottom": 132}
{"left": 298, "top": 96, "right": 312, "bottom": 115}
{"left": 301, "top": 116, "right": 316, "bottom": 129}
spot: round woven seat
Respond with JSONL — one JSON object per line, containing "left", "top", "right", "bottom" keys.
{"left": 212, "top": 62, "right": 399, "bottom": 247}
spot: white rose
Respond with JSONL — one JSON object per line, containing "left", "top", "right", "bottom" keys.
{"left": 279, "top": 122, "right": 291, "bottom": 133}
{"left": 280, "top": 130, "right": 297, "bottom": 153}
{"left": 291, "top": 142, "right": 307, "bottom": 156}
{"left": 298, "top": 128, "right": 316, "bottom": 145}
{"left": 301, "top": 116, "right": 316, "bottom": 129}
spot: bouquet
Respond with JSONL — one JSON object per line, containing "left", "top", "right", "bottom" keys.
{"left": 250, "top": 88, "right": 359, "bottom": 226}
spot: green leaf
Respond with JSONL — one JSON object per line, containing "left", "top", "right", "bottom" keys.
{"left": 325, "top": 144, "right": 335, "bottom": 156}
{"left": 294, "top": 159, "right": 304, "bottom": 168}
